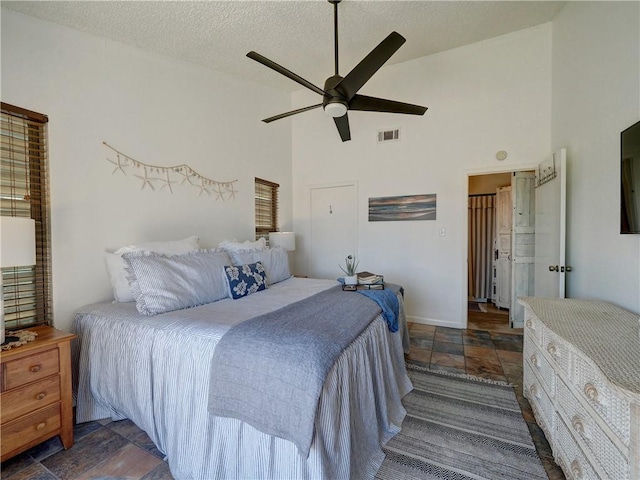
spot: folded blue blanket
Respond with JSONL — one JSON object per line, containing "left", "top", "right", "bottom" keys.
{"left": 357, "top": 286, "right": 402, "bottom": 332}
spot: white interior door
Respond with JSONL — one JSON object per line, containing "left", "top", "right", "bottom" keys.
{"left": 510, "top": 171, "right": 535, "bottom": 327}
{"left": 309, "top": 184, "right": 357, "bottom": 280}
{"left": 534, "top": 148, "right": 567, "bottom": 298}
{"left": 495, "top": 186, "right": 512, "bottom": 309}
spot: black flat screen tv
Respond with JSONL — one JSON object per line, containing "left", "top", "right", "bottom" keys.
{"left": 621, "top": 120, "right": 640, "bottom": 234}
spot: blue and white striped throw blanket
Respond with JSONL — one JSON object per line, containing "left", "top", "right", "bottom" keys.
{"left": 207, "top": 284, "right": 402, "bottom": 457}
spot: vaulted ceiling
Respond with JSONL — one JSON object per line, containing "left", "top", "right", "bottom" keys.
{"left": 3, "top": 1, "right": 565, "bottom": 92}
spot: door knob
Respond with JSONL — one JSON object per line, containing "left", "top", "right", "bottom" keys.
{"left": 549, "top": 265, "right": 559, "bottom": 272}
{"left": 566, "top": 266, "right": 572, "bottom": 272}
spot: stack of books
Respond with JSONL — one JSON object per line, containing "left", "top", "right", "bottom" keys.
{"left": 357, "top": 271, "right": 384, "bottom": 286}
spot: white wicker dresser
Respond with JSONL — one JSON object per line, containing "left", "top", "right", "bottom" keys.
{"left": 518, "top": 297, "right": 639, "bottom": 480}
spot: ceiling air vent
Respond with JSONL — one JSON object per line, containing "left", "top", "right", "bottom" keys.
{"left": 377, "top": 128, "right": 400, "bottom": 143}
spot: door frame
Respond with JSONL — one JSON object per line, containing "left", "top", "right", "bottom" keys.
{"left": 306, "top": 180, "right": 359, "bottom": 276}
{"left": 463, "top": 163, "right": 538, "bottom": 329}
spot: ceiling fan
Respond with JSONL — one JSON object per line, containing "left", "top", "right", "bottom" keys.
{"left": 247, "top": 0, "right": 428, "bottom": 142}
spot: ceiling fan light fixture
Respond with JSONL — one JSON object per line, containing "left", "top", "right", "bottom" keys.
{"left": 247, "top": 0, "right": 427, "bottom": 141}
{"left": 324, "top": 101, "right": 347, "bottom": 118}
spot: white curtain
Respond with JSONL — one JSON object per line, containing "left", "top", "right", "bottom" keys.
{"left": 468, "top": 195, "right": 496, "bottom": 300}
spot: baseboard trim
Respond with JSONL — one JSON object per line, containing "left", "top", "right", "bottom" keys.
{"left": 406, "top": 315, "right": 464, "bottom": 329}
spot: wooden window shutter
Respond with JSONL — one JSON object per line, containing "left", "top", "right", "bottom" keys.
{"left": 255, "top": 177, "right": 279, "bottom": 241}
{"left": 1, "top": 102, "right": 53, "bottom": 329}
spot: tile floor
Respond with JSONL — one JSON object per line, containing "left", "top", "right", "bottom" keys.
{"left": 1, "top": 304, "right": 565, "bottom": 480}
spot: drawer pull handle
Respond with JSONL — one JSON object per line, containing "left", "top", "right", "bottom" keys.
{"left": 36, "top": 422, "right": 46, "bottom": 431}
{"left": 546, "top": 344, "right": 557, "bottom": 357}
{"left": 571, "top": 415, "right": 585, "bottom": 435}
{"left": 30, "top": 365, "right": 41, "bottom": 373}
{"left": 570, "top": 460, "right": 583, "bottom": 479}
{"left": 530, "top": 353, "right": 540, "bottom": 368}
{"left": 584, "top": 383, "right": 599, "bottom": 403}
{"left": 36, "top": 392, "right": 47, "bottom": 401}
{"left": 530, "top": 384, "right": 541, "bottom": 399}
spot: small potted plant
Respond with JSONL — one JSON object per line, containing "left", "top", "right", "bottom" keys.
{"left": 339, "top": 255, "right": 359, "bottom": 285}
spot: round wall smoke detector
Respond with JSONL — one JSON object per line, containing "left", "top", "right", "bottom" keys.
{"left": 496, "top": 150, "right": 508, "bottom": 161}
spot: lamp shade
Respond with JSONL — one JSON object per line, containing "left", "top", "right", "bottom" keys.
{"left": 269, "top": 232, "right": 296, "bottom": 252}
{"left": 0, "top": 217, "right": 36, "bottom": 268}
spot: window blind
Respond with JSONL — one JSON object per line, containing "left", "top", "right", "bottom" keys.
{"left": 255, "top": 177, "right": 279, "bottom": 241}
{"left": 1, "top": 102, "right": 52, "bottom": 329}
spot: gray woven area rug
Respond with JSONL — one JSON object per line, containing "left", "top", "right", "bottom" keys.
{"left": 376, "top": 364, "right": 548, "bottom": 480}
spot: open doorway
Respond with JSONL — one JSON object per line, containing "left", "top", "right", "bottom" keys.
{"left": 468, "top": 173, "right": 512, "bottom": 329}
{"left": 465, "top": 154, "right": 566, "bottom": 330}
{"left": 467, "top": 168, "right": 536, "bottom": 329}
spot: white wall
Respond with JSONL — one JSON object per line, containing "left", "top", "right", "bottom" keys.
{"left": 551, "top": 2, "right": 640, "bottom": 313}
{"left": 1, "top": 10, "right": 292, "bottom": 332}
{"left": 292, "top": 24, "right": 552, "bottom": 328}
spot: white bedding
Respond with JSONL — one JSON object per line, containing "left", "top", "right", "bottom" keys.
{"left": 73, "top": 277, "right": 412, "bottom": 479}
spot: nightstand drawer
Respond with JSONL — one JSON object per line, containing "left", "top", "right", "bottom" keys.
{"left": 2, "top": 348, "right": 59, "bottom": 390}
{"left": 1, "top": 403, "right": 61, "bottom": 458}
{"left": 1, "top": 375, "right": 61, "bottom": 424}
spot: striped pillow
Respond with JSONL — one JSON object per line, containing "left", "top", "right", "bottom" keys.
{"left": 229, "top": 247, "right": 291, "bottom": 285}
{"left": 123, "top": 249, "right": 232, "bottom": 316}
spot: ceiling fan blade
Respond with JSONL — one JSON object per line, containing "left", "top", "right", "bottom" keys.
{"left": 336, "top": 32, "right": 406, "bottom": 101}
{"left": 262, "top": 104, "right": 322, "bottom": 123}
{"left": 247, "top": 51, "right": 326, "bottom": 96}
{"left": 333, "top": 113, "right": 351, "bottom": 142}
{"left": 349, "top": 94, "right": 427, "bottom": 115}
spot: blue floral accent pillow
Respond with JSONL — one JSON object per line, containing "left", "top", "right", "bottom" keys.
{"left": 224, "top": 262, "right": 267, "bottom": 299}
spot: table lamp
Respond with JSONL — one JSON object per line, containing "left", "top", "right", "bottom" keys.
{"left": 0, "top": 217, "right": 36, "bottom": 345}
{"left": 268, "top": 231, "right": 296, "bottom": 252}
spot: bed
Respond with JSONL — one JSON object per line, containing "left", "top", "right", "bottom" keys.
{"left": 72, "top": 272, "right": 412, "bottom": 479}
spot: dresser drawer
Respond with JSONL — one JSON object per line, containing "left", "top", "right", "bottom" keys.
{"left": 524, "top": 311, "right": 543, "bottom": 346}
{"left": 1, "top": 403, "right": 61, "bottom": 458}
{"left": 542, "top": 327, "right": 572, "bottom": 378}
{"left": 524, "top": 336, "right": 555, "bottom": 395}
{"left": 2, "top": 348, "right": 60, "bottom": 391}
{"left": 572, "top": 354, "right": 631, "bottom": 446}
{"left": 557, "top": 378, "right": 629, "bottom": 480}
{"left": 524, "top": 363, "right": 556, "bottom": 440}
{"left": 555, "top": 414, "right": 601, "bottom": 480}
{"left": 1, "top": 375, "right": 60, "bottom": 424}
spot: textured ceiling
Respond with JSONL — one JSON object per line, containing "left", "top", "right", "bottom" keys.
{"left": 3, "top": 1, "right": 566, "bottom": 92}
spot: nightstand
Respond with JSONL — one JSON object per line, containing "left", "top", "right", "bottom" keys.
{"left": 0, "top": 325, "right": 76, "bottom": 462}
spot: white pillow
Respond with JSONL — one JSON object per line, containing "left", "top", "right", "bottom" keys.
{"left": 104, "top": 235, "right": 200, "bottom": 302}
{"left": 230, "top": 247, "right": 291, "bottom": 285}
{"left": 218, "top": 237, "right": 266, "bottom": 253}
{"left": 114, "top": 235, "right": 200, "bottom": 255}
